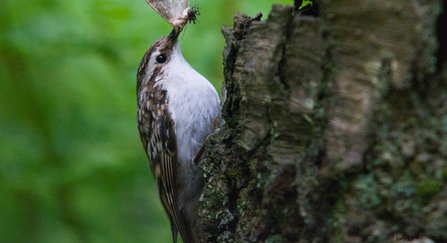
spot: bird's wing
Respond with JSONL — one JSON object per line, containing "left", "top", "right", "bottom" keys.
{"left": 156, "top": 101, "right": 197, "bottom": 243}
{"left": 137, "top": 92, "right": 183, "bottom": 242}
{"left": 137, "top": 91, "right": 195, "bottom": 243}
{"left": 154, "top": 105, "right": 183, "bottom": 243}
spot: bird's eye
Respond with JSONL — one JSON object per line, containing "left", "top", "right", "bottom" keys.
{"left": 156, "top": 54, "right": 167, "bottom": 64}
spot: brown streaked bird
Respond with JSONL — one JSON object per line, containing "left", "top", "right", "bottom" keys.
{"left": 136, "top": 2, "right": 220, "bottom": 243}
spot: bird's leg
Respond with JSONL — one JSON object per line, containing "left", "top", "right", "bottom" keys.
{"left": 193, "top": 117, "right": 222, "bottom": 165}
{"left": 213, "top": 116, "right": 222, "bottom": 130}
{"left": 193, "top": 136, "right": 209, "bottom": 165}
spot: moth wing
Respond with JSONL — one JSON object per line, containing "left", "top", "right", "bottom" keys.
{"left": 145, "top": 0, "right": 175, "bottom": 25}
{"left": 173, "top": 0, "right": 189, "bottom": 20}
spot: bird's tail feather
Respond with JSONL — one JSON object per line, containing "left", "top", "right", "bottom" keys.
{"left": 171, "top": 222, "right": 178, "bottom": 243}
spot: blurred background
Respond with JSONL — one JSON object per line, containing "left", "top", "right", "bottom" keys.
{"left": 0, "top": 0, "right": 290, "bottom": 242}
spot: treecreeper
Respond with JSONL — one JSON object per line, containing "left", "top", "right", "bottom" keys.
{"left": 136, "top": 0, "right": 221, "bottom": 242}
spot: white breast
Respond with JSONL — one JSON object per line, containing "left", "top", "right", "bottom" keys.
{"left": 159, "top": 43, "right": 221, "bottom": 164}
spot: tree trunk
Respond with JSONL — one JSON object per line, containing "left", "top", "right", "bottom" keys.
{"left": 199, "top": 1, "right": 447, "bottom": 242}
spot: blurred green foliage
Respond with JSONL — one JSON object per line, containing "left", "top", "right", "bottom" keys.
{"left": 0, "top": 0, "right": 290, "bottom": 242}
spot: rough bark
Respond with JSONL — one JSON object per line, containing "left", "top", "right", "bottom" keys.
{"left": 199, "top": 1, "right": 447, "bottom": 242}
